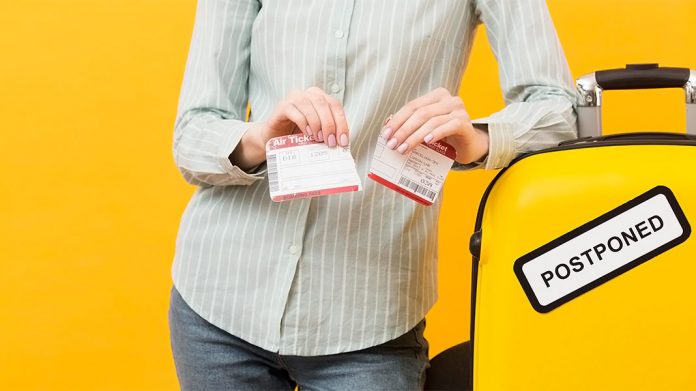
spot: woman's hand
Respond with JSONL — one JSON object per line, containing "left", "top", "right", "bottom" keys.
{"left": 262, "top": 87, "right": 349, "bottom": 146}
{"left": 230, "top": 87, "right": 349, "bottom": 170}
{"left": 382, "top": 88, "right": 489, "bottom": 164}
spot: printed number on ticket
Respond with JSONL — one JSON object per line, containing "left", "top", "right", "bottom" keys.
{"left": 368, "top": 135, "right": 456, "bottom": 206}
{"left": 266, "top": 134, "right": 362, "bottom": 202}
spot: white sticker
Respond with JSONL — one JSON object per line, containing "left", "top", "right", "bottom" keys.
{"left": 514, "top": 186, "right": 691, "bottom": 313}
{"left": 266, "top": 134, "right": 362, "bottom": 202}
{"left": 368, "top": 135, "right": 456, "bottom": 206}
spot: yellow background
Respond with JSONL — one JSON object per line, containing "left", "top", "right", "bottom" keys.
{"left": 2, "top": 1, "right": 694, "bottom": 389}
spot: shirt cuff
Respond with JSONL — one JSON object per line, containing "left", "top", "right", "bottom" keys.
{"left": 476, "top": 121, "right": 517, "bottom": 170}
{"left": 216, "top": 120, "right": 267, "bottom": 184}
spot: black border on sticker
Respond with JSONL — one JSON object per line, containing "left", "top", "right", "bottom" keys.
{"left": 513, "top": 185, "right": 691, "bottom": 313}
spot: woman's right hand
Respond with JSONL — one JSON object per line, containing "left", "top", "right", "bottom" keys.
{"left": 230, "top": 87, "right": 350, "bottom": 170}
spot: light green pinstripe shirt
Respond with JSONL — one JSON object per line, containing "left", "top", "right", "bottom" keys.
{"left": 172, "top": 0, "right": 577, "bottom": 355}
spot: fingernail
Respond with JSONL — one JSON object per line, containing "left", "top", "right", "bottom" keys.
{"left": 306, "top": 125, "right": 313, "bottom": 136}
{"left": 317, "top": 130, "right": 324, "bottom": 142}
{"left": 424, "top": 134, "right": 434, "bottom": 143}
{"left": 382, "top": 127, "right": 394, "bottom": 141}
{"left": 397, "top": 143, "right": 409, "bottom": 154}
{"left": 328, "top": 134, "right": 337, "bottom": 147}
{"left": 339, "top": 133, "right": 349, "bottom": 147}
{"left": 386, "top": 138, "right": 398, "bottom": 149}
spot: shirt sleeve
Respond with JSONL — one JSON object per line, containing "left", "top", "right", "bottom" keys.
{"left": 456, "top": 0, "right": 578, "bottom": 171}
{"left": 173, "top": 0, "right": 263, "bottom": 187}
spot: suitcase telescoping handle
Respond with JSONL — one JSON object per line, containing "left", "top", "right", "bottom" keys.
{"left": 576, "top": 63, "right": 696, "bottom": 138}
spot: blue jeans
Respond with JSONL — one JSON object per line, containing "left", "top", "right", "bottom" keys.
{"left": 169, "top": 286, "right": 430, "bottom": 391}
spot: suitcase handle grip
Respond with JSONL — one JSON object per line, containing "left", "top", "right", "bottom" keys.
{"left": 596, "top": 64, "right": 690, "bottom": 90}
{"left": 576, "top": 64, "right": 696, "bottom": 137}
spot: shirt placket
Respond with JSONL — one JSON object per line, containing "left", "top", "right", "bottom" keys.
{"left": 275, "top": 0, "right": 357, "bottom": 354}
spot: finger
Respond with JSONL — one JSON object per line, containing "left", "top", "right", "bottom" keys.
{"left": 283, "top": 104, "right": 310, "bottom": 136}
{"left": 398, "top": 115, "right": 451, "bottom": 155}
{"left": 429, "top": 115, "right": 487, "bottom": 163}
{"left": 306, "top": 91, "right": 338, "bottom": 146}
{"left": 292, "top": 96, "right": 322, "bottom": 136}
{"left": 427, "top": 118, "right": 466, "bottom": 144}
{"left": 324, "top": 94, "right": 350, "bottom": 147}
{"left": 387, "top": 100, "right": 454, "bottom": 151}
{"left": 426, "top": 118, "right": 470, "bottom": 163}
{"left": 384, "top": 87, "right": 450, "bottom": 140}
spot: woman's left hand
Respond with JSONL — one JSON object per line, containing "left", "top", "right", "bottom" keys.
{"left": 382, "top": 87, "right": 489, "bottom": 164}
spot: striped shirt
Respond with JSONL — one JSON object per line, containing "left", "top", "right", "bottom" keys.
{"left": 172, "top": 0, "right": 577, "bottom": 356}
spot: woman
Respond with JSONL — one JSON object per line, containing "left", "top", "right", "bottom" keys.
{"left": 169, "top": 0, "right": 576, "bottom": 389}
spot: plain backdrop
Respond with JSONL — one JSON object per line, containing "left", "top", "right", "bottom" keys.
{"left": 2, "top": 0, "right": 695, "bottom": 389}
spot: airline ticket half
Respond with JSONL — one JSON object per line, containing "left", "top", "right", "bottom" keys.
{"left": 368, "top": 136, "right": 456, "bottom": 206}
{"left": 266, "top": 134, "right": 362, "bottom": 202}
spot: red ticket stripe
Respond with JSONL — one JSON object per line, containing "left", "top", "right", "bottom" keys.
{"left": 271, "top": 185, "right": 360, "bottom": 202}
{"left": 423, "top": 139, "right": 457, "bottom": 160}
{"left": 367, "top": 173, "right": 433, "bottom": 206}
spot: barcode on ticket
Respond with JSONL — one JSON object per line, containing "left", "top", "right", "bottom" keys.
{"left": 267, "top": 154, "right": 279, "bottom": 192}
{"left": 398, "top": 177, "right": 436, "bottom": 200}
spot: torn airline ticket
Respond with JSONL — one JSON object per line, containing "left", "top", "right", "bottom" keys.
{"left": 368, "top": 135, "right": 456, "bottom": 206}
{"left": 266, "top": 134, "right": 362, "bottom": 202}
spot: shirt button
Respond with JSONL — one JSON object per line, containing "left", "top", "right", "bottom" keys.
{"left": 288, "top": 245, "right": 299, "bottom": 255}
{"left": 329, "top": 83, "right": 341, "bottom": 93}
{"left": 334, "top": 29, "right": 344, "bottom": 39}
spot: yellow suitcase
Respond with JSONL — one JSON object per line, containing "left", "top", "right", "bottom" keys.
{"left": 467, "top": 64, "right": 696, "bottom": 390}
